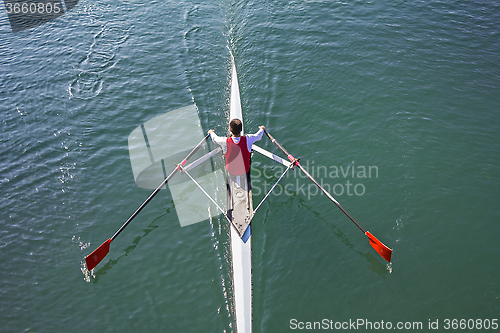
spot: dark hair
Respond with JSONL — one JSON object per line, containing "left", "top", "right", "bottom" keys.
{"left": 229, "top": 119, "right": 242, "bottom": 136}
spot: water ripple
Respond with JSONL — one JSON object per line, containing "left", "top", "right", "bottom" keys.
{"left": 69, "top": 22, "right": 131, "bottom": 99}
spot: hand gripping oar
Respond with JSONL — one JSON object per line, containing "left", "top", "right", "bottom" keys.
{"left": 264, "top": 131, "right": 392, "bottom": 262}
{"left": 85, "top": 134, "right": 210, "bottom": 271}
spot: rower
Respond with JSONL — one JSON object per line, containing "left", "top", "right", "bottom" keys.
{"left": 207, "top": 119, "right": 265, "bottom": 185}
{"left": 208, "top": 119, "right": 265, "bottom": 238}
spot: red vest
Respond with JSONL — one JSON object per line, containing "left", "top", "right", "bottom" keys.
{"left": 225, "top": 136, "right": 251, "bottom": 175}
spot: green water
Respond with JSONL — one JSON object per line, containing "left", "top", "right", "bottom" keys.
{"left": 1, "top": 0, "right": 499, "bottom": 332}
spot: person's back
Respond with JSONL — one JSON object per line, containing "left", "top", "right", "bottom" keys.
{"left": 208, "top": 119, "right": 266, "bottom": 176}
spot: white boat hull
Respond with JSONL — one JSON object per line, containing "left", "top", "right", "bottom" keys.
{"left": 229, "top": 58, "right": 252, "bottom": 333}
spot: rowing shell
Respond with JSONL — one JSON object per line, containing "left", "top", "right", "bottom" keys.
{"left": 229, "top": 58, "right": 252, "bottom": 333}
{"left": 85, "top": 56, "right": 392, "bottom": 332}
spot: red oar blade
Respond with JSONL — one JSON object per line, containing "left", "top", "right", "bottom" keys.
{"left": 365, "top": 231, "right": 392, "bottom": 263}
{"left": 85, "top": 239, "right": 111, "bottom": 271}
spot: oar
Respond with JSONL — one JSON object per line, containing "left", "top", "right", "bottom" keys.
{"left": 264, "top": 131, "right": 392, "bottom": 262}
{"left": 85, "top": 134, "right": 210, "bottom": 271}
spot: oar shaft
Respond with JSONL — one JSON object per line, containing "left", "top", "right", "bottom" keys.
{"left": 85, "top": 134, "right": 211, "bottom": 270}
{"left": 296, "top": 163, "right": 365, "bottom": 233}
{"left": 265, "top": 131, "right": 293, "bottom": 162}
{"left": 111, "top": 168, "right": 177, "bottom": 241}
{"left": 265, "top": 130, "right": 365, "bottom": 233}
{"left": 266, "top": 131, "right": 392, "bottom": 262}
{"left": 110, "top": 134, "right": 210, "bottom": 241}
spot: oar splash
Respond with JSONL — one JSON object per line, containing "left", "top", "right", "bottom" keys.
{"left": 264, "top": 130, "right": 392, "bottom": 263}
